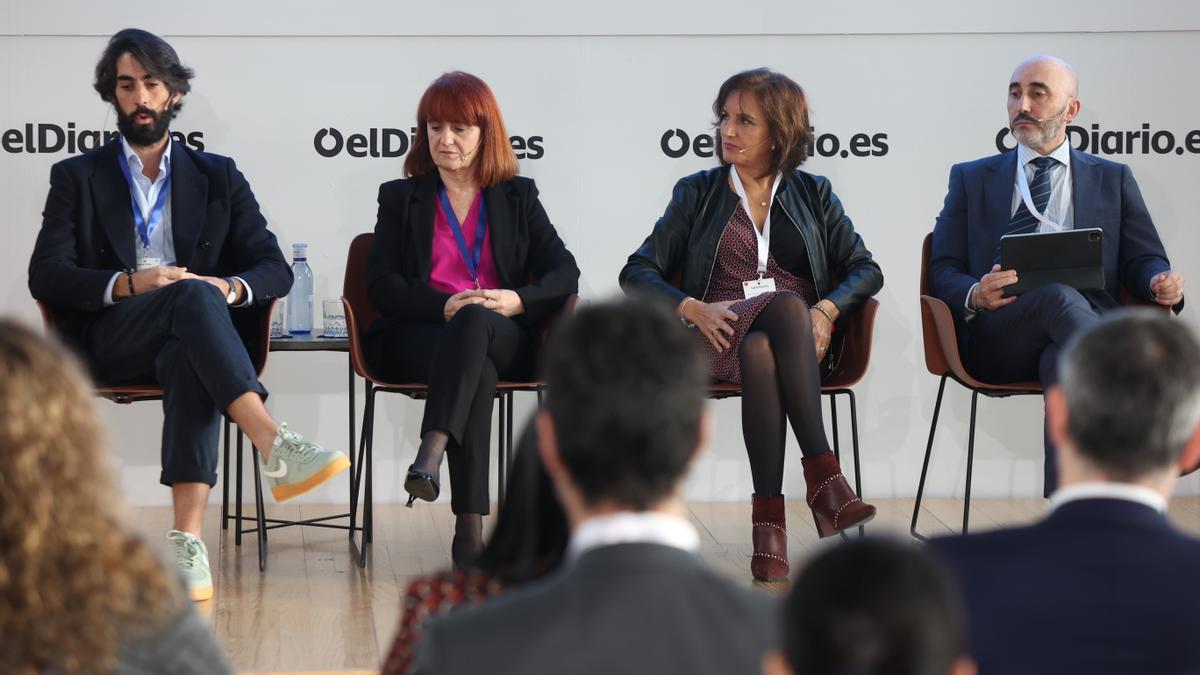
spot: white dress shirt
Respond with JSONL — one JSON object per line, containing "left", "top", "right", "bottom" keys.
{"left": 1012, "top": 139, "right": 1074, "bottom": 233}
{"left": 965, "top": 139, "right": 1074, "bottom": 317}
{"left": 104, "top": 136, "right": 252, "bottom": 307}
{"left": 567, "top": 511, "right": 700, "bottom": 563}
{"left": 1049, "top": 481, "right": 1167, "bottom": 514}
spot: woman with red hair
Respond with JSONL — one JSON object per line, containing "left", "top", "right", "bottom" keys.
{"left": 366, "top": 72, "right": 578, "bottom": 561}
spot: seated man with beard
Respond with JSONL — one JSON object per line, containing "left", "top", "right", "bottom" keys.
{"left": 28, "top": 28, "right": 349, "bottom": 602}
{"left": 928, "top": 54, "right": 1184, "bottom": 494}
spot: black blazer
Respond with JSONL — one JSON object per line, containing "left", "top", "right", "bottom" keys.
{"left": 409, "top": 543, "right": 779, "bottom": 675}
{"left": 366, "top": 171, "right": 579, "bottom": 335}
{"left": 27, "top": 139, "right": 292, "bottom": 349}
{"left": 619, "top": 165, "right": 883, "bottom": 318}
{"left": 930, "top": 498, "right": 1200, "bottom": 675}
{"left": 929, "top": 148, "right": 1180, "bottom": 325}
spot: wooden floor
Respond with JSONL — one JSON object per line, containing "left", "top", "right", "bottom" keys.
{"left": 130, "top": 497, "right": 1200, "bottom": 674}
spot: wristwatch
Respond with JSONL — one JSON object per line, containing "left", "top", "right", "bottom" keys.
{"left": 224, "top": 277, "right": 238, "bottom": 305}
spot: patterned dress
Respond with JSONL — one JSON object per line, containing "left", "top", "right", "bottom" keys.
{"left": 698, "top": 203, "right": 818, "bottom": 384}
{"left": 380, "top": 569, "right": 503, "bottom": 674}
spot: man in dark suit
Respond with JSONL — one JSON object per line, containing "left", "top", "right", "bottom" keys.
{"left": 930, "top": 311, "right": 1200, "bottom": 675}
{"left": 27, "top": 29, "right": 348, "bottom": 602}
{"left": 930, "top": 54, "right": 1184, "bottom": 494}
{"left": 409, "top": 299, "right": 778, "bottom": 675}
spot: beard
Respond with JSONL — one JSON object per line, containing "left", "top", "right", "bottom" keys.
{"left": 116, "top": 104, "right": 174, "bottom": 147}
{"left": 1010, "top": 112, "right": 1065, "bottom": 150}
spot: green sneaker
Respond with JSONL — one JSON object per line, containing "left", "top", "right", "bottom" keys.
{"left": 167, "top": 530, "right": 213, "bottom": 602}
{"left": 261, "top": 422, "right": 351, "bottom": 502}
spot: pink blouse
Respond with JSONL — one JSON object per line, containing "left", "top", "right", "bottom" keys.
{"left": 428, "top": 191, "right": 501, "bottom": 294}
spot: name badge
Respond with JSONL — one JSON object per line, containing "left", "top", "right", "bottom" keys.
{"left": 742, "top": 276, "right": 776, "bottom": 299}
{"left": 137, "top": 253, "right": 163, "bottom": 271}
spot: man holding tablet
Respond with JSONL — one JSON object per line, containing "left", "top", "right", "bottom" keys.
{"left": 929, "top": 54, "right": 1184, "bottom": 495}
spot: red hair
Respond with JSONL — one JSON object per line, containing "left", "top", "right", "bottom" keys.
{"left": 404, "top": 71, "right": 519, "bottom": 187}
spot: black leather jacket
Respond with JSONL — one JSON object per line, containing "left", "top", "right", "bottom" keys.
{"left": 620, "top": 165, "right": 883, "bottom": 318}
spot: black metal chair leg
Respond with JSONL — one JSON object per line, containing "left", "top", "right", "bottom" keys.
{"left": 251, "top": 437, "right": 267, "bottom": 572}
{"left": 963, "top": 391, "right": 979, "bottom": 534}
{"left": 829, "top": 394, "right": 841, "bottom": 463}
{"left": 506, "top": 391, "right": 514, "bottom": 478}
{"left": 365, "top": 393, "right": 374, "bottom": 548}
{"left": 848, "top": 391, "right": 866, "bottom": 538}
{"left": 911, "top": 375, "right": 949, "bottom": 542}
{"left": 222, "top": 416, "right": 230, "bottom": 530}
{"left": 497, "top": 394, "right": 507, "bottom": 508}
{"left": 351, "top": 386, "right": 376, "bottom": 568}
{"left": 236, "top": 428, "right": 244, "bottom": 546}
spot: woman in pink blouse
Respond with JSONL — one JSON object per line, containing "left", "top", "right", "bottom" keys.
{"left": 365, "top": 72, "right": 579, "bottom": 561}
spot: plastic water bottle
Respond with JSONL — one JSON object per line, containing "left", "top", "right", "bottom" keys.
{"left": 287, "top": 243, "right": 313, "bottom": 334}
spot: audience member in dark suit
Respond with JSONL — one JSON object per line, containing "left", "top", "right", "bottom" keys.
{"left": 0, "top": 320, "right": 231, "bottom": 674}
{"left": 931, "top": 311, "right": 1200, "bottom": 675}
{"left": 766, "top": 538, "right": 976, "bottom": 675}
{"left": 26, "top": 29, "right": 348, "bottom": 601}
{"left": 929, "top": 55, "right": 1184, "bottom": 495}
{"left": 366, "top": 71, "right": 579, "bottom": 561}
{"left": 408, "top": 299, "right": 778, "bottom": 675}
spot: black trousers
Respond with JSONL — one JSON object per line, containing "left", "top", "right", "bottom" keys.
{"left": 367, "top": 305, "right": 535, "bottom": 515}
{"left": 964, "top": 283, "right": 1104, "bottom": 495}
{"left": 84, "top": 279, "right": 267, "bottom": 487}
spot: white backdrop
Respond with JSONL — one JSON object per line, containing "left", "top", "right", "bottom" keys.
{"left": 3, "top": 1, "right": 1200, "bottom": 506}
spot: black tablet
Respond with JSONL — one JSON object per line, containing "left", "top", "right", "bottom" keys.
{"left": 999, "top": 228, "right": 1104, "bottom": 297}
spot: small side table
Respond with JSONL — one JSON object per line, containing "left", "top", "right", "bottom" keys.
{"left": 225, "top": 332, "right": 358, "bottom": 571}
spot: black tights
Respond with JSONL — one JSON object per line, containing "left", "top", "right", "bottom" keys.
{"left": 738, "top": 293, "right": 831, "bottom": 496}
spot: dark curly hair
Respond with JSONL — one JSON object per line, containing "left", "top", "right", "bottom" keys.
{"left": 93, "top": 28, "right": 194, "bottom": 112}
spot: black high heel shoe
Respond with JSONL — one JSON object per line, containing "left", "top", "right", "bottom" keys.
{"left": 404, "top": 465, "right": 440, "bottom": 507}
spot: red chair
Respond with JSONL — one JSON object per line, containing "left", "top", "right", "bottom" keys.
{"left": 341, "top": 232, "right": 576, "bottom": 568}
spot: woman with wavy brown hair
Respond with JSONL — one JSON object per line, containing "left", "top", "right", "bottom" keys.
{"left": 621, "top": 68, "right": 882, "bottom": 582}
{"left": 0, "top": 320, "right": 230, "bottom": 674}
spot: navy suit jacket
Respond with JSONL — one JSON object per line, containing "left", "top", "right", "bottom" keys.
{"left": 28, "top": 139, "right": 292, "bottom": 352}
{"left": 931, "top": 498, "right": 1200, "bottom": 675}
{"left": 930, "top": 148, "right": 1178, "bottom": 325}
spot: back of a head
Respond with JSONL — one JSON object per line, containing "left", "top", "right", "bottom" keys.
{"left": 541, "top": 298, "right": 707, "bottom": 510}
{"left": 0, "top": 320, "right": 180, "bottom": 673}
{"left": 1060, "top": 310, "right": 1200, "bottom": 479}
{"left": 785, "top": 539, "right": 968, "bottom": 675}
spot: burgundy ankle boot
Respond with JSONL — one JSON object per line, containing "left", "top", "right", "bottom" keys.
{"left": 751, "top": 493, "right": 789, "bottom": 582}
{"left": 801, "top": 451, "right": 876, "bottom": 538}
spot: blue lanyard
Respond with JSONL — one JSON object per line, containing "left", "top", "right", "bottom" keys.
{"left": 117, "top": 148, "right": 171, "bottom": 249}
{"left": 438, "top": 188, "right": 487, "bottom": 287}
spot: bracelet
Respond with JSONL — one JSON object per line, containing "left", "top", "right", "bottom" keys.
{"left": 812, "top": 303, "right": 834, "bottom": 325}
{"left": 125, "top": 270, "right": 136, "bottom": 298}
{"left": 678, "top": 297, "right": 697, "bottom": 328}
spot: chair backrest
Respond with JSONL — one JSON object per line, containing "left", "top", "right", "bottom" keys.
{"left": 919, "top": 233, "right": 954, "bottom": 377}
{"left": 823, "top": 297, "right": 879, "bottom": 389}
{"left": 342, "top": 232, "right": 379, "bottom": 380}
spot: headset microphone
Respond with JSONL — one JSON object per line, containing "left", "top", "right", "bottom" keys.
{"left": 1025, "top": 101, "right": 1071, "bottom": 124}
{"left": 736, "top": 137, "right": 772, "bottom": 154}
